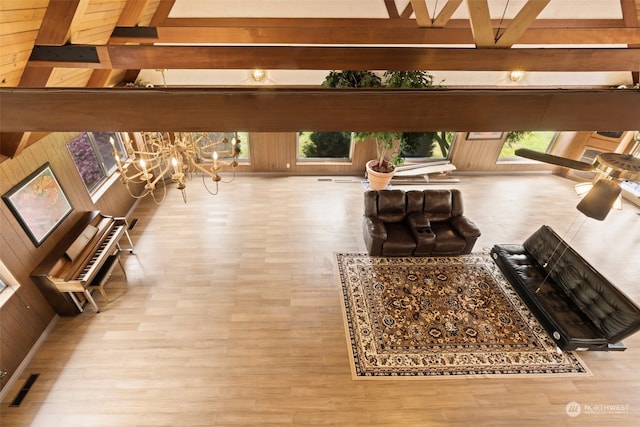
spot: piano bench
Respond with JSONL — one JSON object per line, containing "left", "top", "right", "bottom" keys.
{"left": 88, "top": 254, "right": 122, "bottom": 308}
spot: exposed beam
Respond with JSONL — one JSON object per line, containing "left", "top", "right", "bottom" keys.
{"left": 412, "top": 0, "right": 464, "bottom": 28}
{"left": 0, "top": 132, "right": 31, "bottom": 158}
{"left": 35, "top": 0, "right": 87, "bottom": 46}
{"left": 432, "top": 0, "right": 464, "bottom": 27}
{"left": 384, "top": 0, "right": 400, "bottom": 19}
{"left": 495, "top": 0, "right": 551, "bottom": 47}
{"left": 107, "top": 21, "right": 640, "bottom": 45}
{"left": 160, "top": 17, "right": 626, "bottom": 29}
{"left": 1, "top": 88, "right": 638, "bottom": 132}
{"left": 116, "top": 0, "right": 150, "bottom": 26}
{"left": 466, "top": 0, "right": 495, "bottom": 47}
{"left": 411, "top": 0, "right": 432, "bottom": 27}
{"left": 149, "top": 0, "right": 176, "bottom": 26}
{"left": 26, "top": 45, "right": 640, "bottom": 72}
{"left": 400, "top": 2, "right": 414, "bottom": 19}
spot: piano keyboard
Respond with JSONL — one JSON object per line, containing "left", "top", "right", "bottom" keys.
{"left": 78, "top": 225, "right": 124, "bottom": 282}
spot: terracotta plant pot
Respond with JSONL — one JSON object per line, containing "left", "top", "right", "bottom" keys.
{"left": 366, "top": 160, "right": 395, "bottom": 190}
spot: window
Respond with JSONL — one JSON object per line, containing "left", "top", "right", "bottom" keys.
{"left": 498, "top": 131, "right": 557, "bottom": 160}
{"left": 400, "top": 132, "right": 455, "bottom": 161}
{"left": 0, "top": 261, "right": 19, "bottom": 308}
{"left": 67, "top": 132, "right": 128, "bottom": 194}
{"left": 197, "top": 132, "right": 250, "bottom": 161}
{"left": 297, "top": 132, "right": 353, "bottom": 162}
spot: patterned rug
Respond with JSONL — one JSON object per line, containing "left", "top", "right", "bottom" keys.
{"left": 335, "top": 253, "right": 590, "bottom": 378}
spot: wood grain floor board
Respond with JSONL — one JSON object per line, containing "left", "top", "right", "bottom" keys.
{"left": 1, "top": 174, "right": 639, "bottom": 426}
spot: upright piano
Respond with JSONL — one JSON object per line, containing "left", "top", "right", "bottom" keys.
{"left": 31, "top": 211, "right": 134, "bottom": 315}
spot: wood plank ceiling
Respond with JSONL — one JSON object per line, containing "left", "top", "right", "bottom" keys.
{"left": 1, "top": 0, "right": 640, "bottom": 158}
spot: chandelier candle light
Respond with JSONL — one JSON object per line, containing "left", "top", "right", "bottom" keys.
{"left": 111, "top": 132, "right": 240, "bottom": 203}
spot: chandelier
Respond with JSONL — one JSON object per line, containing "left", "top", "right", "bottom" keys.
{"left": 111, "top": 131, "right": 240, "bottom": 203}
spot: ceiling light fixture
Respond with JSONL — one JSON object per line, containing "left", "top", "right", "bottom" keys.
{"left": 111, "top": 132, "right": 240, "bottom": 204}
{"left": 509, "top": 70, "right": 526, "bottom": 82}
{"left": 250, "top": 69, "right": 266, "bottom": 82}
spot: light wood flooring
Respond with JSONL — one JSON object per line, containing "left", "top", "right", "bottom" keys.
{"left": 1, "top": 174, "right": 639, "bottom": 426}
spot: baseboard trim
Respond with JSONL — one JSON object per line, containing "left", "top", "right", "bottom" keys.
{"left": 0, "top": 315, "right": 59, "bottom": 403}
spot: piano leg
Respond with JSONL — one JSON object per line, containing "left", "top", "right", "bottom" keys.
{"left": 116, "top": 254, "right": 127, "bottom": 279}
{"left": 117, "top": 227, "right": 135, "bottom": 254}
{"left": 82, "top": 290, "right": 101, "bottom": 313}
{"left": 68, "top": 292, "right": 84, "bottom": 313}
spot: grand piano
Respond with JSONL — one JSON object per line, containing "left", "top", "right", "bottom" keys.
{"left": 31, "top": 211, "right": 134, "bottom": 315}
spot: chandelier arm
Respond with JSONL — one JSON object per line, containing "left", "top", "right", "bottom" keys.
{"left": 188, "top": 157, "right": 216, "bottom": 177}
{"left": 201, "top": 174, "right": 220, "bottom": 195}
{"left": 149, "top": 177, "right": 168, "bottom": 205}
{"left": 218, "top": 170, "right": 237, "bottom": 184}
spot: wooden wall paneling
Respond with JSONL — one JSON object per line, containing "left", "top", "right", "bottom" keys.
{"left": 0, "top": 298, "right": 30, "bottom": 385}
{"left": 249, "top": 132, "right": 292, "bottom": 173}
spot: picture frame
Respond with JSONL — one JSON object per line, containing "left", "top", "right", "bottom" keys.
{"left": 595, "top": 131, "right": 624, "bottom": 139}
{"left": 466, "top": 132, "right": 504, "bottom": 140}
{"left": 2, "top": 163, "right": 73, "bottom": 247}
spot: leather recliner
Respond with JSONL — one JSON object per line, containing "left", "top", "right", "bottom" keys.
{"left": 362, "top": 189, "right": 481, "bottom": 257}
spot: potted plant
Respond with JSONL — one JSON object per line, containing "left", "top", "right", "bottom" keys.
{"left": 322, "top": 70, "right": 442, "bottom": 189}
{"left": 322, "top": 70, "right": 402, "bottom": 189}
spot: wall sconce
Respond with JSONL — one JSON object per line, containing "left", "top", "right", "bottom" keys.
{"left": 509, "top": 70, "right": 526, "bottom": 82}
{"left": 250, "top": 69, "right": 266, "bottom": 82}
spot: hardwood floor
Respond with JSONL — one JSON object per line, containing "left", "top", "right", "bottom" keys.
{"left": 1, "top": 174, "right": 639, "bottom": 426}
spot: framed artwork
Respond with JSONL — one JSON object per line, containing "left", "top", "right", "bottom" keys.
{"left": 466, "top": 132, "right": 504, "bottom": 140}
{"left": 596, "top": 131, "right": 624, "bottom": 139}
{"left": 2, "top": 163, "right": 73, "bottom": 247}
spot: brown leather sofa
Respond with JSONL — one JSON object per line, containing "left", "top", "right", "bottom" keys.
{"left": 363, "top": 189, "right": 481, "bottom": 256}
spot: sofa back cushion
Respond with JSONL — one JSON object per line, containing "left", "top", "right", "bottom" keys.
{"left": 406, "top": 190, "right": 425, "bottom": 215}
{"left": 366, "top": 190, "right": 407, "bottom": 223}
{"left": 523, "top": 225, "right": 640, "bottom": 343}
{"left": 423, "top": 189, "right": 464, "bottom": 221}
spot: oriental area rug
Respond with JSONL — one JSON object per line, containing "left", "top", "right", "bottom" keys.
{"left": 335, "top": 253, "right": 590, "bottom": 378}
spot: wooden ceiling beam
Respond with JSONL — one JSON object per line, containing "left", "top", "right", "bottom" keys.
{"left": 466, "top": 0, "right": 495, "bottom": 47}
{"left": 384, "top": 0, "right": 400, "bottom": 19}
{"left": 112, "top": 21, "right": 640, "bottom": 45}
{"left": 411, "top": 0, "right": 432, "bottom": 27}
{"left": 494, "top": 0, "right": 550, "bottom": 47}
{"left": 34, "top": 0, "right": 87, "bottom": 46}
{"left": 432, "top": 0, "right": 464, "bottom": 28}
{"left": 411, "top": 0, "right": 464, "bottom": 28}
{"left": 160, "top": 17, "right": 625, "bottom": 29}
{"left": 26, "top": 45, "right": 640, "bottom": 72}
{"left": 1, "top": 88, "right": 638, "bottom": 132}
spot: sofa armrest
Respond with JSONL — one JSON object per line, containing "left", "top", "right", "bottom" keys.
{"left": 362, "top": 217, "right": 387, "bottom": 256}
{"left": 450, "top": 216, "right": 481, "bottom": 239}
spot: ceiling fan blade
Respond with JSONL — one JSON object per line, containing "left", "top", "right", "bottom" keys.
{"left": 514, "top": 148, "right": 595, "bottom": 171}
{"left": 576, "top": 179, "right": 622, "bottom": 221}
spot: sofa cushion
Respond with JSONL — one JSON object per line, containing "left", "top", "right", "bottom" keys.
{"left": 423, "top": 190, "right": 453, "bottom": 221}
{"left": 491, "top": 244, "right": 608, "bottom": 350}
{"left": 523, "top": 225, "right": 640, "bottom": 344}
{"left": 377, "top": 190, "right": 406, "bottom": 223}
{"left": 430, "top": 222, "right": 467, "bottom": 254}
{"left": 382, "top": 222, "right": 417, "bottom": 256}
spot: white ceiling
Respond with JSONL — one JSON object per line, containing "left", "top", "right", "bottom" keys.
{"left": 138, "top": 0, "right": 632, "bottom": 88}
{"left": 168, "top": 0, "right": 623, "bottom": 19}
